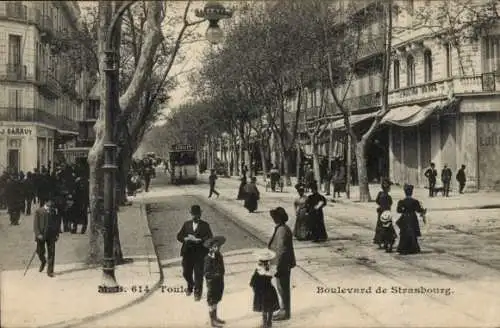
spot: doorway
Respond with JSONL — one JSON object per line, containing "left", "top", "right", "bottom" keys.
{"left": 8, "top": 149, "right": 20, "bottom": 173}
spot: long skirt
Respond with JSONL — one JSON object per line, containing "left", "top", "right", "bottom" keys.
{"left": 310, "top": 211, "right": 328, "bottom": 241}
{"left": 206, "top": 277, "right": 224, "bottom": 306}
{"left": 244, "top": 194, "right": 258, "bottom": 212}
{"left": 396, "top": 219, "right": 421, "bottom": 255}
{"left": 294, "top": 209, "right": 312, "bottom": 240}
{"left": 237, "top": 182, "right": 246, "bottom": 200}
{"left": 373, "top": 213, "right": 384, "bottom": 245}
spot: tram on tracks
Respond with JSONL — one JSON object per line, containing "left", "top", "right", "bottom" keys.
{"left": 168, "top": 144, "right": 198, "bottom": 184}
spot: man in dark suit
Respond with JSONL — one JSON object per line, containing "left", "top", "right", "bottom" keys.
{"left": 456, "top": 165, "right": 466, "bottom": 194}
{"left": 33, "top": 200, "right": 60, "bottom": 277}
{"left": 268, "top": 207, "right": 296, "bottom": 321}
{"left": 441, "top": 164, "right": 452, "bottom": 197}
{"left": 177, "top": 205, "right": 213, "bottom": 301}
{"left": 424, "top": 162, "right": 437, "bottom": 197}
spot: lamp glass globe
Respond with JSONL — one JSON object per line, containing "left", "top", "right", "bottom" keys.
{"left": 206, "top": 25, "right": 224, "bottom": 44}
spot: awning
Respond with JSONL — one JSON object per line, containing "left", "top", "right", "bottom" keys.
{"left": 381, "top": 98, "right": 458, "bottom": 127}
{"left": 327, "top": 112, "right": 378, "bottom": 130}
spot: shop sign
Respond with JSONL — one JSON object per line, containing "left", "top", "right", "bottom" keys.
{"left": 479, "top": 133, "right": 500, "bottom": 147}
{"left": 0, "top": 127, "right": 32, "bottom": 136}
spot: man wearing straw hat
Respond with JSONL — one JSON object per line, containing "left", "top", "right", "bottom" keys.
{"left": 268, "top": 207, "right": 296, "bottom": 321}
{"left": 177, "top": 205, "right": 213, "bottom": 301}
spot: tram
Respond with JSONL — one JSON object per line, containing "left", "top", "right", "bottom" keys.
{"left": 168, "top": 144, "right": 198, "bottom": 184}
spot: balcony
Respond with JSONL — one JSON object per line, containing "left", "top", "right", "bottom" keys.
{"left": 0, "top": 64, "right": 27, "bottom": 81}
{"left": 38, "top": 15, "right": 54, "bottom": 41}
{"left": 388, "top": 74, "right": 500, "bottom": 107}
{"left": 358, "top": 36, "right": 384, "bottom": 60}
{"left": 0, "top": 107, "right": 78, "bottom": 133}
{"left": 343, "top": 92, "right": 381, "bottom": 111}
{"left": 35, "top": 68, "right": 61, "bottom": 98}
{"left": 388, "top": 79, "right": 452, "bottom": 106}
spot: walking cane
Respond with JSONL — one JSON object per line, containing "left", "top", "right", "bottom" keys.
{"left": 23, "top": 249, "right": 37, "bottom": 276}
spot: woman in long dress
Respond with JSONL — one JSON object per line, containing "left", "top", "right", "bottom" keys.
{"left": 244, "top": 177, "right": 260, "bottom": 213}
{"left": 373, "top": 179, "right": 393, "bottom": 248}
{"left": 237, "top": 175, "right": 247, "bottom": 200}
{"left": 396, "top": 184, "right": 427, "bottom": 255}
{"left": 293, "top": 184, "right": 311, "bottom": 240}
{"left": 305, "top": 181, "right": 328, "bottom": 242}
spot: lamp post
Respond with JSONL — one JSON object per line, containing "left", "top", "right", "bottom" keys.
{"left": 99, "top": 0, "right": 232, "bottom": 293}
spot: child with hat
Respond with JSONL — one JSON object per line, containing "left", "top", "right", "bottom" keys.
{"left": 250, "top": 249, "right": 280, "bottom": 328}
{"left": 203, "top": 236, "right": 226, "bottom": 327}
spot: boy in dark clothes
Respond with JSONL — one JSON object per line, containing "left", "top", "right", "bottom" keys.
{"left": 204, "top": 236, "right": 226, "bottom": 327}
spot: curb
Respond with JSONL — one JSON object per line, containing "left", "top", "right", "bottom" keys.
{"left": 39, "top": 204, "right": 164, "bottom": 328}
{"left": 333, "top": 198, "right": 500, "bottom": 212}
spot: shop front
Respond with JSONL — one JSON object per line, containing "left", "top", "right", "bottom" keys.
{"left": 0, "top": 123, "right": 55, "bottom": 174}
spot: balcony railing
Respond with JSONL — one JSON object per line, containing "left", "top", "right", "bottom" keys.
{"left": 388, "top": 79, "right": 452, "bottom": 106}
{"left": 343, "top": 92, "right": 381, "bottom": 111}
{"left": 35, "top": 67, "right": 61, "bottom": 98}
{"left": 388, "top": 74, "right": 500, "bottom": 106}
{"left": 39, "top": 15, "right": 54, "bottom": 39}
{"left": 0, "top": 107, "right": 78, "bottom": 133}
{"left": 0, "top": 64, "right": 27, "bottom": 81}
{"left": 358, "top": 36, "right": 384, "bottom": 59}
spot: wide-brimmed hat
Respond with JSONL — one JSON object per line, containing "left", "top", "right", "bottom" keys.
{"left": 270, "top": 207, "right": 288, "bottom": 223}
{"left": 254, "top": 249, "right": 276, "bottom": 262}
{"left": 190, "top": 205, "right": 201, "bottom": 215}
{"left": 203, "top": 236, "right": 226, "bottom": 248}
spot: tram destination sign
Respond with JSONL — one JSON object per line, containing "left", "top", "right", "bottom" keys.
{"left": 171, "top": 144, "right": 195, "bottom": 151}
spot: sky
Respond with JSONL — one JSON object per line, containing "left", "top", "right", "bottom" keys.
{"left": 78, "top": 1, "right": 220, "bottom": 120}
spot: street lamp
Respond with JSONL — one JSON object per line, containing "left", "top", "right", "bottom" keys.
{"left": 99, "top": 0, "right": 232, "bottom": 293}
{"left": 195, "top": 2, "right": 233, "bottom": 45}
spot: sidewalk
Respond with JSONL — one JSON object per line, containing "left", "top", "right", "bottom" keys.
{"left": 230, "top": 174, "right": 500, "bottom": 211}
{"left": 1, "top": 203, "right": 160, "bottom": 328}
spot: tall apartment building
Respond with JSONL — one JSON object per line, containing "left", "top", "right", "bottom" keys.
{"left": 0, "top": 1, "right": 84, "bottom": 174}
{"left": 279, "top": 0, "right": 500, "bottom": 191}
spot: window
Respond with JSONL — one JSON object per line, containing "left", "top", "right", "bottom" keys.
{"left": 406, "top": 55, "right": 416, "bottom": 86}
{"left": 393, "top": 60, "right": 400, "bottom": 89}
{"left": 445, "top": 43, "right": 452, "bottom": 77}
{"left": 424, "top": 50, "right": 433, "bottom": 82}
{"left": 483, "top": 36, "right": 500, "bottom": 73}
{"left": 8, "top": 35, "right": 22, "bottom": 67}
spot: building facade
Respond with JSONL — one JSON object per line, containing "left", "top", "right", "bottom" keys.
{"left": 386, "top": 0, "right": 500, "bottom": 191}
{"left": 0, "top": 1, "right": 84, "bottom": 174}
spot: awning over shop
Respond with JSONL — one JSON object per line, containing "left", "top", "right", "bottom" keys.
{"left": 381, "top": 98, "right": 458, "bottom": 127}
{"left": 327, "top": 112, "right": 379, "bottom": 130}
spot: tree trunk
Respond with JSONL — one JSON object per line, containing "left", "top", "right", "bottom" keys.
{"left": 355, "top": 140, "right": 371, "bottom": 202}
{"left": 346, "top": 133, "right": 352, "bottom": 199}
{"left": 311, "top": 137, "right": 321, "bottom": 191}
{"left": 282, "top": 149, "right": 292, "bottom": 186}
{"left": 86, "top": 1, "right": 110, "bottom": 265}
{"left": 296, "top": 145, "right": 301, "bottom": 183}
{"left": 259, "top": 141, "right": 268, "bottom": 179}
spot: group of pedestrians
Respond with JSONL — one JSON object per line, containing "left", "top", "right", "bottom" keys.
{"left": 1, "top": 165, "right": 89, "bottom": 233}
{"left": 127, "top": 157, "right": 156, "bottom": 195}
{"left": 292, "top": 181, "right": 328, "bottom": 242}
{"left": 177, "top": 205, "right": 295, "bottom": 327}
{"left": 424, "top": 162, "right": 467, "bottom": 197}
{"left": 373, "top": 179, "right": 427, "bottom": 255}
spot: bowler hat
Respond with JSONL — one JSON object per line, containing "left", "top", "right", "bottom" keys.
{"left": 270, "top": 207, "right": 288, "bottom": 223}
{"left": 190, "top": 205, "right": 201, "bottom": 215}
{"left": 254, "top": 249, "right": 276, "bottom": 262}
{"left": 203, "top": 236, "right": 226, "bottom": 248}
